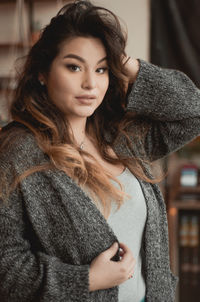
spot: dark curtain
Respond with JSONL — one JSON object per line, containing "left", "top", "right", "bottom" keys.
{"left": 150, "top": 0, "right": 200, "bottom": 87}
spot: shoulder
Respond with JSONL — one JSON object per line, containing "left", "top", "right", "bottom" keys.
{"left": 0, "top": 121, "right": 46, "bottom": 172}
{"left": 1, "top": 121, "right": 34, "bottom": 147}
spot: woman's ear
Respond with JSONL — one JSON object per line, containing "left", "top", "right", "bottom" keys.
{"left": 38, "top": 74, "right": 46, "bottom": 86}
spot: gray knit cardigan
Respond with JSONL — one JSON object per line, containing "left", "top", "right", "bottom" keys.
{"left": 0, "top": 60, "right": 200, "bottom": 302}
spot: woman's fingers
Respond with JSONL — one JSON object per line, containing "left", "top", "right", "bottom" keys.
{"left": 117, "top": 242, "right": 136, "bottom": 277}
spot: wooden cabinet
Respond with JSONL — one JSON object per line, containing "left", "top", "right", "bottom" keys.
{"left": 168, "top": 164, "right": 200, "bottom": 302}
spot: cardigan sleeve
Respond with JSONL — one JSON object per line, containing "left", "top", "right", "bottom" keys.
{"left": 126, "top": 59, "right": 200, "bottom": 161}
{"left": 0, "top": 188, "right": 90, "bottom": 302}
{"left": 0, "top": 213, "right": 90, "bottom": 302}
{"left": 0, "top": 133, "right": 90, "bottom": 302}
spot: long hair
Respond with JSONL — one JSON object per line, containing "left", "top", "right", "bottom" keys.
{"left": 1, "top": 0, "right": 161, "bottom": 219}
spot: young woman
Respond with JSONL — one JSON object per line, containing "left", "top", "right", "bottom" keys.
{"left": 0, "top": 1, "right": 199, "bottom": 301}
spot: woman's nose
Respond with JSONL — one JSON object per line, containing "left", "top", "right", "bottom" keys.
{"left": 81, "top": 71, "right": 96, "bottom": 89}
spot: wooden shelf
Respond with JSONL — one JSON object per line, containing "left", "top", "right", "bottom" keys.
{"left": 178, "top": 186, "right": 200, "bottom": 193}
{"left": 171, "top": 201, "right": 200, "bottom": 210}
{"left": 0, "top": 43, "right": 30, "bottom": 49}
{"left": 0, "top": 89, "right": 13, "bottom": 94}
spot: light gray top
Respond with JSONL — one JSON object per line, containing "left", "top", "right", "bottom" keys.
{"left": 107, "top": 168, "right": 147, "bottom": 302}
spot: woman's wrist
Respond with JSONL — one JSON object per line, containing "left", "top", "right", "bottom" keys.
{"left": 123, "top": 56, "right": 140, "bottom": 83}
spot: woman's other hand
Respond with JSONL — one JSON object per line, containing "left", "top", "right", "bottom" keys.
{"left": 89, "top": 242, "right": 136, "bottom": 292}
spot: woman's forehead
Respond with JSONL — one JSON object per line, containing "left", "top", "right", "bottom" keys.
{"left": 57, "top": 36, "right": 107, "bottom": 61}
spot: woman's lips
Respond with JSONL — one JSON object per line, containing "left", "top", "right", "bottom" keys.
{"left": 75, "top": 97, "right": 95, "bottom": 104}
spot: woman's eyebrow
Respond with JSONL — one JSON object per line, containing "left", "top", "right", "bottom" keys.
{"left": 63, "top": 54, "right": 107, "bottom": 64}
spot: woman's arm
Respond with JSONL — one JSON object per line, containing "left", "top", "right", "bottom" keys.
{"left": 0, "top": 189, "right": 90, "bottom": 302}
{"left": 123, "top": 58, "right": 200, "bottom": 161}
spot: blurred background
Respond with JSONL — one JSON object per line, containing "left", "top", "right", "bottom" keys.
{"left": 0, "top": 1, "right": 199, "bottom": 301}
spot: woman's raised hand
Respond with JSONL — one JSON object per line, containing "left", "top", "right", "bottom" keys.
{"left": 122, "top": 56, "right": 140, "bottom": 83}
{"left": 89, "top": 242, "right": 136, "bottom": 292}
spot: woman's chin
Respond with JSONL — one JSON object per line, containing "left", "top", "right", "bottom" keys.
{"left": 77, "top": 108, "right": 96, "bottom": 117}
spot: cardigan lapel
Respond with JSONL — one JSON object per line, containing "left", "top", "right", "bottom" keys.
{"left": 44, "top": 169, "right": 121, "bottom": 263}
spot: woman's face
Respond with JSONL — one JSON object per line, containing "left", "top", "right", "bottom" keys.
{"left": 43, "top": 36, "right": 109, "bottom": 122}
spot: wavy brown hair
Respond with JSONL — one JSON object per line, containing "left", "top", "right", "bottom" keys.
{"left": 1, "top": 0, "right": 161, "bottom": 219}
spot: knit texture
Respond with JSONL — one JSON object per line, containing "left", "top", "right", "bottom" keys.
{"left": 0, "top": 60, "right": 200, "bottom": 301}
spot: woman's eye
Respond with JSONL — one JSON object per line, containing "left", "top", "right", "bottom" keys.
{"left": 97, "top": 67, "right": 108, "bottom": 74}
{"left": 66, "top": 64, "right": 81, "bottom": 72}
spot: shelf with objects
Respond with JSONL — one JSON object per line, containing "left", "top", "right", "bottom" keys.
{"left": 0, "top": 0, "right": 69, "bottom": 127}
{"left": 0, "top": 0, "right": 30, "bottom": 127}
{"left": 167, "top": 137, "right": 200, "bottom": 302}
{"left": 0, "top": 45, "right": 28, "bottom": 127}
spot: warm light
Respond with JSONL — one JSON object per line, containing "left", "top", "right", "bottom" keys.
{"left": 169, "top": 207, "right": 177, "bottom": 216}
